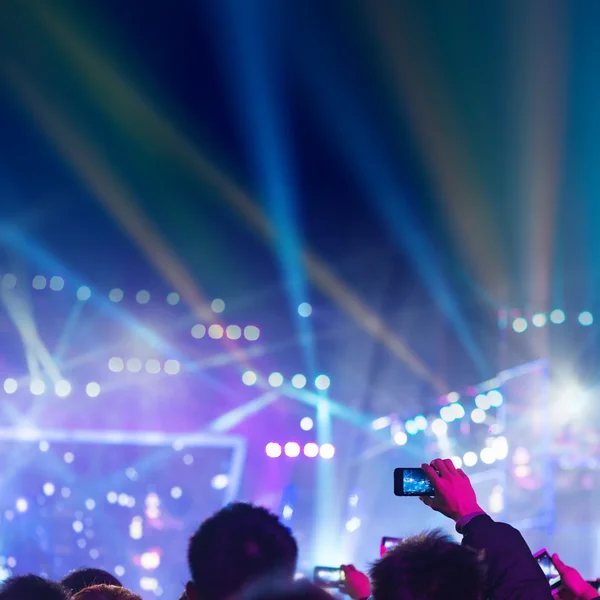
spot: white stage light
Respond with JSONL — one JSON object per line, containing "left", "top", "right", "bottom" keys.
{"left": 226, "top": 325, "right": 242, "bottom": 339}
{"left": 77, "top": 286, "right": 91, "bottom": 301}
{"left": 164, "top": 360, "right": 180, "bottom": 375}
{"left": 55, "top": 380, "right": 72, "bottom": 398}
{"left": 30, "top": 380, "right": 45, "bottom": 395}
{"left": 550, "top": 309, "right": 565, "bottom": 324}
{"left": 244, "top": 326, "right": 260, "bottom": 341}
{"left": 300, "top": 417, "right": 314, "bottom": 431}
{"left": 512, "top": 317, "right": 527, "bottom": 333}
{"left": 393, "top": 431, "right": 408, "bottom": 446}
{"left": 136, "top": 290, "right": 151, "bottom": 304}
{"left": 191, "top": 324, "right": 206, "bottom": 339}
{"left": 109, "top": 288, "right": 124, "bottom": 302}
{"left": 471, "top": 408, "right": 486, "bottom": 423}
{"left": 242, "top": 371, "right": 257, "bottom": 386}
{"left": 49, "top": 276, "right": 65, "bottom": 291}
{"left": 298, "top": 303, "right": 312, "bottom": 317}
{"left": 315, "top": 375, "right": 331, "bottom": 390}
{"left": 268, "top": 373, "right": 284, "bottom": 388}
{"left": 208, "top": 324, "right": 224, "bottom": 339}
{"left": 431, "top": 419, "right": 448, "bottom": 436}
{"left": 463, "top": 451, "right": 478, "bottom": 467}
{"left": 579, "top": 311, "right": 593, "bottom": 326}
{"left": 126, "top": 358, "right": 142, "bottom": 373}
{"left": 291, "top": 374, "right": 307, "bottom": 389}
{"left": 4, "top": 378, "right": 17, "bottom": 394}
{"left": 32, "top": 275, "right": 47, "bottom": 290}
{"left": 166, "top": 292, "right": 180, "bottom": 305}
{"left": 211, "top": 299, "right": 225, "bottom": 313}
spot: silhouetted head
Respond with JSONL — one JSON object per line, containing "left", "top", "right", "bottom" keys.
{"left": 0, "top": 575, "right": 70, "bottom": 600}
{"left": 61, "top": 568, "right": 123, "bottom": 594}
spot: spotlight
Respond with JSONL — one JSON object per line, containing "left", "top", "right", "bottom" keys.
{"left": 449, "top": 403, "right": 465, "bottom": 419}
{"left": 291, "top": 374, "right": 307, "bottom": 389}
{"left": 579, "top": 311, "right": 594, "bottom": 326}
{"left": 345, "top": 517, "right": 361, "bottom": 532}
{"left": 532, "top": 313, "right": 547, "bottom": 327}
{"left": 211, "top": 299, "right": 225, "bottom": 313}
{"left": 440, "top": 406, "right": 455, "bottom": 422}
{"left": 446, "top": 391, "right": 460, "bottom": 403}
{"left": 191, "top": 324, "right": 206, "bottom": 339}
{"left": 77, "top": 286, "right": 91, "bottom": 301}
{"left": 298, "top": 303, "right": 312, "bottom": 317}
{"left": 30, "top": 380, "right": 45, "bottom": 395}
{"left": 405, "top": 420, "right": 419, "bottom": 435}
{"left": 512, "top": 317, "right": 527, "bottom": 333}
{"left": 550, "top": 309, "right": 566, "bottom": 324}
{"left": 463, "top": 451, "right": 478, "bottom": 467}
{"left": 49, "top": 276, "right": 65, "bottom": 291}
{"left": 108, "top": 357, "right": 124, "bottom": 373}
{"left": 109, "top": 288, "right": 124, "bottom": 303}
{"left": 242, "top": 371, "right": 257, "bottom": 386}
{"left": 244, "top": 325, "right": 260, "bottom": 341}
{"left": 166, "top": 292, "right": 180, "bottom": 305}
{"left": 487, "top": 390, "right": 503, "bottom": 407}
{"left": 208, "top": 324, "right": 224, "bottom": 339}
{"left": 475, "top": 393, "right": 491, "bottom": 409}
{"left": 282, "top": 504, "right": 294, "bottom": 519}
{"left": 32, "top": 275, "right": 47, "bottom": 290}
{"left": 136, "top": 290, "right": 150, "bottom": 304}
{"left": 145, "top": 359, "right": 161, "bottom": 374}
{"left": 164, "top": 359, "right": 181, "bottom": 375}
{"left": 284, "top": 442, "right": 301, "bottom": 457}
{"left": 43, "top": 483, "right": 55, "bottom": 496}
{"left": 480, "top": 447, "right": 496, "bottom": 464}
{"left": 226, "top": 325, "right": 242, "bottom": 339}
{"left": 15, "top": 498, "right": 28, "bottom": 513}
{"left": 303, "top": 442, "right": 319, "bottom": 457}
{"left": 431, "top": 419, "right": 448, "bottom": 436}
{"left": 265, "top": 442, "right": 282, "bottom": 458}
{"left": 492, "top": 436, "right": 509, "bottom": 460}
{"left": 4, "top": 378, "right": 17, "bottom": 394}
{"left": 471, "top": 408, "right": 486, "bottom": 423}
{"left": 315, "top": 375, "right": 331, "bottom": 391}
{"left": 268, "top": 373, "right": 284, "bottom": 388}
{"left": 54, "top": 380, "right": 72, "bottom": 398}
{"left": 126, "top": 358, "right": 142, "bottom": 373}
{"left": 300, "top": 417, "right": 314, "bottom": 431}
{"left": 393, "top": 431, "right": 408, "bottom": 446}
{"left": 319, "top": 443, "right": 335, "bottom": 459}
{"left": 211, "top": 474, "right": 229, "bottom": 490}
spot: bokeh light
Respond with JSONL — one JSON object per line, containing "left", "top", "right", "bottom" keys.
{"left": 265, "top": 442, "right": 282, "bottom": 458}
{"left": 30, "top": 380, "right": 45, "bottom": 395}
{"left": 109, "top": 288, "right": 124, "bottom": 303}
{"left": 3, "top": 378, "right": 17, "bottom": 394}
{"left": 49, "top": 276, "right": 65, "bottom": 291}
{"left": 55, "top": 380, "right": 72, "bottom": 398}
{"left": 431, "top": 419, "right": 448, "bottom": 436}
{"left": 1, "top": 274, "right": 17, "bottom": 289}
{"left": 405, "top": 420, "right": 419, "bottom": 435}
{"left": 550, "top": 309, "right": 566, "bottom": 324}
{"left": 471, "top": 408, "right": 486, "bottom": 423}
{"left": 579, "top": 311, "right": 594, "bottom": 326}
{"left": 126, "top": 358, "right": 142, "bottom": 373}
{"left": 166, "top": 292, "right": 180, "bottom": 305}
{"left": 136, "top": 290, "right": 151, "bottom": 304}
{"left": 211, "top": 299, "right": 225, "bottom": 313}
{"left": 450, "top": 456, "right": 462, "bottom": 469}
{"left": 475, "top": 393, "right": 491, "bottom": 410}
{"left": 512, "top": 317, "right": 527, "bottom": 333}
{"left": 208, "top": 325, "right": 224, "bottom": 339}
{"left": 108, "top": 357, "right": 124, "bottom": 373}
{"left": 532, "top": 312, "right": 547, "bottom": 327}
{"left": 211, "top": 474, "right": 229, "bottom": 490}
{"left": 244, "top": 326, "right": 260, "bottom": 341}
{"left": 487, "top": 390, "right": 503, "bottom": 407}
{"left": 315, "top": 375, "right": 330, "bottom": 391}
{"left": 413, "top": 415, "right": 428, "bottom": 431}
{"left": 291, "top": 374, "right": 307, "bottom": 389}
{"left": 164, "top": 360, "right": 181, "bottom": 375}
{"left": 303, "top": 442, "right": 319, "bottom": 457}
{"left": 298, "top": 303, "right": 312, "bottom": 317}
{"left": 300, "top": 417, "right": 314, "bottom": 431}
{"left": 393, "top": 431, "right": 408, "bottom": 446}
{"left": 463, "top": 451, "right": 478, "bottom": 467}
{"left": 284, "top": 442, "right": 301, "bottom": 458}
{"left": 319, "top": 443, "right": 335, "bottom": 459}
{"left": 32, "top": 275, "right": 47, "bottom": 290}
{"left": 480, "top": 447, "right": 496, "bottom": 465}
{"left": 242, "top": 371, "right": 257, "bottom": 386}
{"left": 191, "top": 324, "right": 206, "bottom": 339}
{"left": 226, "top": 325, "right": 242, "bottom": 340}
{"left": 77, "top": 286, "right": 92, "bottom": 301}
{"left": 268, "top": 373, "right": 284, "bottom": 388}
{"left": 145, "top": 359, "right": 161, "bottom": 374}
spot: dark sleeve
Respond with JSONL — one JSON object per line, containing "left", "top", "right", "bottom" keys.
{"left": 461, "top": 514, "right": 553, "bottom": 600}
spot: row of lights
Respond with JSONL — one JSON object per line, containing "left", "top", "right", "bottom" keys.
{"left": 2, "top": 378, "right": 102, "bottom": 398}
{"left": 108, "top": 358, "right": 181, "bottom": 375}
{"left": 511, "top": 310, "right": 593, "bottom": 332}
{"left": 242, "top": 371, "right": 331, "bottom": 390}
{"left": 444, "top": 437, "right": 510, "bottom": 468}
{"left": 190, "top": 324, "right": 260, "bottom": 341}
{"left": 265, "top": 442, "right": 336, "bottom": 459}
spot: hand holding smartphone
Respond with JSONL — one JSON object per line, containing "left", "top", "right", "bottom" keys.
{"left": 313, "top": 566, "right": 345, "bottom": 589}
{"left": 394, "top": 468, "right": 435, "bottom": 497}
{"left": 534, "top": 549, "right": 561, "bottom": 589}
{"left": 380, "top": 537, "right": 402, "bottom": 557}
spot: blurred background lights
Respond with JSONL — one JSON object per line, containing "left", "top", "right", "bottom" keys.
{"left": 3, "top": 378, "right": 17, "bottom": 394}
{"left": 226, "top": 325, "right": 242, "bottom": 339}
{"left": 30, "top": 380, "right": 45, "bottom": 395}
{"left": 211, "top": 299, "right": 225, "bottom": 313}
{"left": 345, "top": 517, "right": 361, "bottom": 532}
{"left": 140, "top": 551, "right": 161, "bottom": 571}
{"left": 32, "top": 275, "right": 47, "bottom": 290}
{"left": 300, "top": 417, "right": 314, "bottom": 431}
{"left": 480, "top": 447, "right": 496, "bottom": 464}
{"left": 244, "top": 326, "right": 260, "bottom": 341}
{"left": 49, "top": 276, "right": 65, "bottom": 291}
{"left": 107, "top": 492, "right": 118, "bottom": 504}
{"left": 446, "top": 391, "right": 460, "bottom": 403}
{"left": 164, "top": 360, "right": 180, "bottom": 375}
{"left": 298, "top": 302, "right": 312, "bottom": 317}
{"left": 170, "top": 487, "right": 183, "bottom": 499}
{"left": 268, "top": 372, "right": 284, "bottom": 388}
{"left": 73, "top": 520, "right": 84, "bottom": 533}
{"left": 440, "top": 405, "right": 455, "bottom": 422}
{"left": 191, "top": 324, "right": 206, "bottom": 339}
{"left": 265, "top": 442, "right": 282, "bottom": 458}
{"left": 166, "top": 292, "right": 180, "bottom": 305}
{"left": 284, "top": 442, "right": 301, "bottom": 458}
{"left": 115, "top": 566, "right": 126, "bottom": 578}
{"left": 208, "top": 324, "right": 224, "bottom": 339}
{"left": 512, "top": 317, "right": 528, "bottom": 333}
{"left": 15, "top": 498, "right": 28, "bottom": 513}
{"left": 315, "top": 375, "right": 331, "bottom": 391}
{"left": 109, "top": 288, "right": 124, "bottom": 303}
{"left": 85, "top": 499, "right": 96, "bottom": 510}
{"left": 54, "top": 380, "right": 72, "bottom": 398}
{"left": 550, "top": 309, "right": 566, "bottom": 324}
{"left": 136, "top": 290, "right": 151, "bottom": 304}
{"left": 319, "top": 443, "right": 335, "bottom": 459}
{"left": 126, "top": 358, "right": 142, "bottom": 373}
{"left": 291, "top": 374, "right": 307, "bottom": 389}
{"left": 282, "top": 505, "right": 294, "bottom": 519}
{"left": 43, "top": 483, "right": 55, "bottom": 496}
{"left": 140, "top": 578, "right": 158, "bottom": 592}
{"left": 211, "top": 474, "right": 229, "bottom": 490}
{"left": 579, "top": 311, "right": 594, "bottom": 326}
{"left": 77, "top": 286, "right": 91, "bottom": 301}
{"left": 39, "top": 441, "right": 49, "bottom": 452}
{"left": 471, "top": 408, "right": 486, "bottom": 423}
{"left": 1, "top": 274, "right": 16, "bottom": 289}
{"left": 242, "top": 370, "right": 257, "bottom": 386}
{"left": 405, "top": 420, "right": 419, "bottom": 435}
{"left": 64, "top": 452, "right": 75, "bottom": 464}
{"left": 86, "top": 382, "right": 101, "bottom": 397}
{"left": 303, "top": 442, "right": 319, "bottom": 457}
{"left": 449, "top": 403, "right": 465, "bottom": 419}
{"left": 487, "top": 390, "right": 503, "bottom": 407}
{"left": 532, "top": 312, "right": 547, "bottom": 327}
{"left": 492, "top": 436, "right": 510, "bottom": 460}
{"left": 393, "top": 431, "right": 408, "bottom": 446}
{"left": 413, "top": 415, "right": 428, "bottom": 430}
{"left": 145, "top": 359, "right": 161, "bottom": 374}
{"left": 463, "top": 451, "right": 478, "bottom": 467}
{"left": 431, "top": 418, "right": 448, "bottom": 436}
{"left": 129, "top": 517, "right": 143, "bottom": 540}
{"left": 450, "top": 456, "right": 462, "bottom": 469}
{"left": 475, "top": 393, "right": 492, "bottom": 410}
{"left": 108, "top": 357, "right": 124, "bottom": 373}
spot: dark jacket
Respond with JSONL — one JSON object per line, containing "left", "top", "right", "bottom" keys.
{"left": 461, "top": 514, "right": 553, "bottom": 600}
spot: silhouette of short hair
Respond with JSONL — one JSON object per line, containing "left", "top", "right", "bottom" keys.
{"left": 241, "top": 580, "right": 332, "bottom": 600}
{"left": 61, "top": 568, "right": 123, "bottom": 594}
{"left": 188, "top": 503, "right": 298, "bottom": 600}
{"left": 369, "top": 529, "right": 485, "bottom": 600}
{"left": 72, "top": 585, "right": 141, "bottom": 600}
{"left": 0, "top": 575, "right": 69, "bottom": 600}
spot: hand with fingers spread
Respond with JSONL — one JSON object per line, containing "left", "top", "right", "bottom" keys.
{"left": 419, "top": 458, "right": 483, "bottom": 522}
{"left": 551, "top": 554, "right": 599, "bottom": 600}
{"left": 340, "top": 565, "right": 371, "bottom": 600}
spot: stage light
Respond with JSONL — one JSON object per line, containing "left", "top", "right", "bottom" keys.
{"left": 550, "top": 309, "right": 565, "bottom": 324}
{"left": 298, "top": 302, "right": 312, "bottom": 317}
{"left": 108, "top": 357, "right": 124, "bottom": 372}
{"left": 371, "top": 416, "right": 391, "bottom": 430}
{"left": 512, "top": 317, "right": 527, "bottom": 333}
{"left": 487, "top": 390, "right": 503, "bottom": 407}
{"left": 315, "top": 375, "right": 331, "bottom": 391}
{"left": 164, "top": 359, "right": 180, "bottom": 375}
{"left": 115, "top": 566, "right": 126, "bottom": 577}
{"left": 39, "top": 441, "right": 49, "bottom": 452}
{"left": 471, "top": 408, "right": 486, "bottom": 423}
{"left": 1, "top": 274, "right": 16, "bottom": 289}
{"left": 513, "top": 447, "right": 530, "bottom": 465}
{"left": 190, "top": 324, "right": 206, "bottom": 339}
{"left": 447, "top": 391, "right": 460, "bottom": 403}
{"left": 170, "top": 486, "right": 183, "bottom": 499}
{"left": 291, "top": 374, "right": 307, "bottom": 389}
{"left": 579, "top": 311, "right": 594, "bottom": 326}
{"left": 136, "top": 290, "right": 151, "bottom": 304}
{"left": 73, "top": 520, "right": 84, "bottom": 533}
{"left": 480, "top": 447, "right": 496, "bottom": 464}
{"left": 282, "top": 504, "right": 294, "bottom": 519}
{"left": 15, "top": 498, "right": 28, "bottom": 513}
{"left": 43, "top": 482, "right": 55, "bottom": 496}
{"left": 532, "top": 313, "right": 547, "bottom": 327}
{"left": 450, "top": 456, "right": 462, "bottom": 469}
{"left": 345, "top": 517, "right": 361, "bottom": 532}
{"left": 208, "top": 324, "right": 224, "bottom": 339}
{"left": 140, "top": 551, "right": 161, "bottom": 571}
{"left": 85, "top": 499, "right": 96, "bottom": 510}
{"left": 84, "top": 382, "right": 100, "bottom": 398}
{"left": 32, "top": 275, "right": 47, "bottom": 290}
{"left": 393, "top": 431, "right": 408, "bottom": 446}
{"left": 405, "top": 420, "right": 419, "bottom": 435}
{"left": 304, "top": 442, "right": 319, "bottom": 457}
{"left": 431, "top": 419, "right": 448, "bottom": 436}
{"left": 492, "top": 436, "right": 509, "bottom": 460}
{"left": 145, "top": 359, "right": 161, "bottom": 374}
{"left": 107, "top": 491, "right": 118, "bottom": 504}
{"left": 242, "top": 371, "right": 257, "bottom": 386}
{"left": 109, "top": 288, "right": 124, "bottom": 302}
{"left": 55, "top": 380, "right": 71, "bottom": 398}
{"left": 475, "top": 393, "right": 491, "bottom": 410}
{"left": 268, "top": 372, "right": 284, "bottom": 388}
{"left": 284, "top": 442, "right": 301, "bottom": 457}
{"left": 212, "top": 474, "right": 229, "bottom": 489}
{"left": 414, "top": 415, "right": 428, "bottom": 431}
{"left": 130, "top": 516, "right": 143, "bottom": 540}
{"left": 463, "top": 451, "right": 478, "bottom": 467}
{"left": 449, "top": 403, "right": 465, "bottom": 419}
{"left": 183, "top": 454, "right": 194, "bottom": 465}
{"left": 49, "top": 276, "right": 65, "bottom": 291}
{"left": 300, "top": 417, "right": 314, "bottom": 431}
{"left": 166, "top": 292, "right": 180, "bottom": 305}
{"left": 140, "top": 578, "right": 158, "bottom": 592}
{"left": 126, "top": 358, "right": 142, "bottom": 373}
{"left": 77, "top": 286, "right": 91, "bottom": 301}
{"left": 440, "top": 405, "right": 455, "bottom": 422}
{"left": 265, "top": 442, "right": 282, "bottom": 458}
{"left": 244, "top": 325, "right": 260, "bottom": 341}
{"left": 319, "top": 443, "right": 335, "bottom": 459}
{"left": 212, "top": 299, "right": 225, "bottom": 313}
{"left": 30, "top": 380, "right": 45, "bottom": 395}
{"left": 4, "top": 378, "right": 17, "bottom": 394}
{"left": 226, "top": 325, "right": 242, "bottom": 339}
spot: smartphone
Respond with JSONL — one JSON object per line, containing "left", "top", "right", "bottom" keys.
{"left": 313, "top": 566, "right": 345, "bottom": 589}
{"left": 380, "top": 537, "right": 402, "bottom": 557}
{"left": 534, "top": 549, "right": 561, "bottom": 589}
{"left": 394, "top": 468, "right": 435, "bottom": 496}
